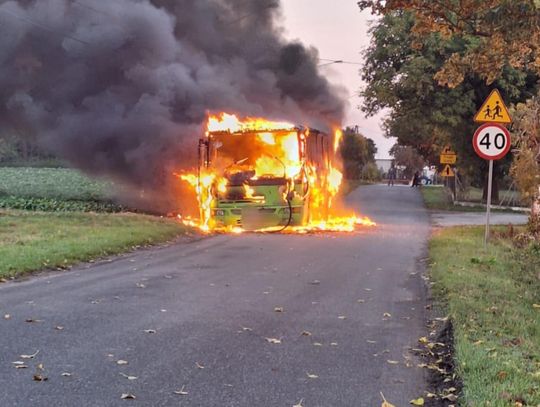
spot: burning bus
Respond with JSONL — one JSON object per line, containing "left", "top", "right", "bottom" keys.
{"left": 178, "top": 113, "right": 375, "bottom": 233}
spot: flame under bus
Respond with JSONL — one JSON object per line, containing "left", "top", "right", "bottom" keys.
{"left": 198, "top": 126, "right": 332, "bottom": 231}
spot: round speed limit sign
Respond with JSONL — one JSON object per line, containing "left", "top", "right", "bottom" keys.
{"left": 472, "top": 123, "right": 511, "bottom": 160}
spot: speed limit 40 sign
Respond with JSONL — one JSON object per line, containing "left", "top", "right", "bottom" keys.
{"left": 472, "top": 123, "right": 511, "bottom": 160}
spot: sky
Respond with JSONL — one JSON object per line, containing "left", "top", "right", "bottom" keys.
{"left": 281, "top": 0, "right": 394, "bottom": 159}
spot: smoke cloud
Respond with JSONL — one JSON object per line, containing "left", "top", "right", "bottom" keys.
{"left": 0, "top": 0, "right": 345, "bottom": 192}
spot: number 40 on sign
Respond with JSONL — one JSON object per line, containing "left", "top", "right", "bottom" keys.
{"left": 472, "top": 123, "right": 511, "bottom": 160}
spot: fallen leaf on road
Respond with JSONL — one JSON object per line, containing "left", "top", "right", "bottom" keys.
{"left": 33, "top": 374, "right": 48, "bottom": 382}
{"left": 366, "top": 340, "right": 377, "bottom": 344}
{"left": 357, "top": 299, "right": 365, "bottom": 303}
{"left": 135, "top": 283, "right": 146, "bottom": 288}
{"left": 306, "top": 373, "right": 318, "bottom": 379}
{"left": 386, "top": 360, "right": 399, "bottom": 365}
{"left": 380, "top": 392, "right": 396, "bottom": 407}
{"left": 4, "top": 314, "right": 10, "bottom": 319}
{"left": 338, "top": 315, "right": 347, "bottom": 320}
{"left": 426, "top": 392, "right": 436, "bottom": 398}
{"left": 310, "top": 280, "right": 321, "bottom": 285}
{"left": 330, "top": 342, "right": 338, "bottom": 346}
{"left": 410, "top": 397, "right": 424, "bottom": 405}
{"left": 25, "top": 318, "right": 42, "bottom": 323}
{"left": 143, "top": 329, "right": 156, "bottom": 334}
{"left": 383, "top": 312, "right": 392, "bottom": 318}
{"left": 266, "top": 337, "right": 282, "bottom": 344}
{"left": 117, "top": 360, "right": 128, "bottom": 365}
{"left": 55, "top": 326, "right": 64, "bottom": 331}
{"left": 442, "top": 394, "right": 458, "bottom": 402}
{"left": 173, "top": 385, "right": 188, "bottom": 396}
{"left": 301, "top": 331, "right": 312, "bottom": 336}
{"left": 313, "top": 342, "right": 323, "bottom": 347}
{"left": 120, "top": 373, "right": 137, "bottom": 380}
{"left": 241, "top": 327, "right": 252, "bottom": 332}
{"left": 418, "top": 337, "right": 429, "bottom": 344}
{"left": 121, "top": 393, "right": 136, "bottom": 400}
{"left": 274, "top": 307, "right": 284, "bottom": 313}
{"left": 14, "top": 364, "right": 28, "bottom": 369}
{"left": 61, "top": 372, "right": 72, "bottom": 377}
{"left": 293, "top": 399, "right": 304, "bottom": 407}
{"left": 196, "top": 362, "right": 205, "bottom": 369}
{"left": 364, "top": 288, "right": 372, "bottom": 292}
{"left": 20, "top": 350, "right": 39, "bottom": 359}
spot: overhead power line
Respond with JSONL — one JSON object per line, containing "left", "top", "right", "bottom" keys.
{"left": 318, "top": 58, "right": 363, "bottom": 66}
{"left": 0, "top": 7, "right": 90, "bottom": 45}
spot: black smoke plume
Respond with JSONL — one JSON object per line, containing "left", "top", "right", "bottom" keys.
{"left": 0, "top": 0, "right": 345, "bottom": 206}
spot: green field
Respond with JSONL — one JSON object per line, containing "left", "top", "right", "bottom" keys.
{"left": 0, "top": 167, "right": 124, "bottom": 212}
{"left": 429, "top": 227, "right": 540, "bottom": 406}
{"left": 0, "top": 210, "right": 187, "bottom": 279}
{"left": 0, "top": 167, "right": 112, "bottom": 200}
{"left": 0, "top": 167, "right": 190, "bottom": 278}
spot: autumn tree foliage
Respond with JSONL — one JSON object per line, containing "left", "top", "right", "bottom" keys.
{"left": 511, "top": 97, "right": 540, "bottom": 225}
{"left": 359, "top": 0, "right": 540, "bottom": 227}
{"left": 358, "top": 0, "right": 540, "bottom": 87}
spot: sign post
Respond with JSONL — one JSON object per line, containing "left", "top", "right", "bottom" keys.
{"left": 472, "top": 123, "right": 512, "bottom": 246}
{"left": 440, "top": 146, "right": 457, "bottom": 200}
{"left": 485, "top": 159, "right": 494, "bottom": 246}
{"left": 473, "top": 90, "right": 512, "bottom": 247}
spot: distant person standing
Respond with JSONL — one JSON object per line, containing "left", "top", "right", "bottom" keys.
{"left": 387, "top": 164, "right": 397, "bottom": 186}
{"left": 411, "top": 171, "right": 420, "bottom": 187}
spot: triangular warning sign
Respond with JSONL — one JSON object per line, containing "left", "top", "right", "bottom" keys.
{"left": 474, "top": 89, "right": 512, "bottom": 124}
{"left": 440, "top": 164, "right": 454, "bottom": 177}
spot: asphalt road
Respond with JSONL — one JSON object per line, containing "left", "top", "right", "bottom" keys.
{"left": 0, "top": 185, "right": 431, "bottom": 407}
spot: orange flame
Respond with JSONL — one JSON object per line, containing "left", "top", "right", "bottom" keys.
{"left": 176, "top": 114, "right": 376, "bottom": 233}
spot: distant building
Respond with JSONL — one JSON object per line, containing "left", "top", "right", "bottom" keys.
{"left": 375, "top": 158, "right": 393, "bottom": 175}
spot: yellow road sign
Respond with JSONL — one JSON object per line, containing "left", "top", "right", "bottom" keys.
{"left": 441, "top": 145, "right": 456, "bottom": 155}
{"left": 474, "top": 89, "right": 512, "bottom": 124}
{"left": 440, "top": 154, "right": 457, "bottom": 164}
{"left": 440, "top": 164, "right": 455, "bottom": 177}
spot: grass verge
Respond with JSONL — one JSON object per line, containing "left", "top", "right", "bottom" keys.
{"left": 429, "top": 226, "right": 539, "bottom": 406}
{"left": 0, "top": 210, "right": 187, "bottom": 279}
{"left": 421, "top": 186, "right": 455, "bottom": 210}
{"left": 422, "top": 186, "right": 491, "bottom": 212}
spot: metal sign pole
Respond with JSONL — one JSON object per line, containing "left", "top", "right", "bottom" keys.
{"left": 484, "top": 159, "right": 494, "bottom": 247}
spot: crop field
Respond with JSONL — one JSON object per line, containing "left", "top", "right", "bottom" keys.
{"left": 0, "top": 167, "right": 112, "bottom": 201}
{"left": 0, "top": 167, "right": 122, "bottom": 212}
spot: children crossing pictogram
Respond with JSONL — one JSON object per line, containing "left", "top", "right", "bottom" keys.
{"left": 474, "top": 89, "right": 512, "bottom": 124}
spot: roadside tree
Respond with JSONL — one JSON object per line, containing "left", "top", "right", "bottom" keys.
{"left": 339, "top": 127, "right": 378, "bottom": 180}
{"left": 360, "top": 8, "right": 537, "bottom": 203}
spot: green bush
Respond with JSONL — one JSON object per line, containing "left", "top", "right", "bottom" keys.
{"left": 360, "top": 162, "right": 382, "bottom": 181}
{"left": 0, "top": 195, "right": 123, "bottom": 212}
